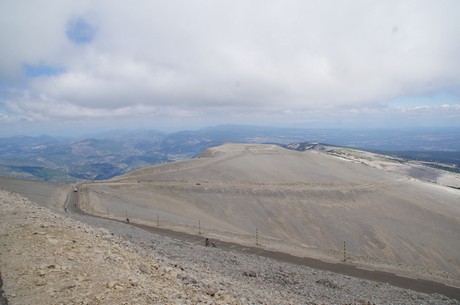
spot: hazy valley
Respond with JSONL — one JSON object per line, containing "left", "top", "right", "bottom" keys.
{"left": 1, "top": 126, "right": 459, "bottom": 183}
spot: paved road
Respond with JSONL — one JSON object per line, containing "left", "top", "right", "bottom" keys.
{"left": 66, "top": 187, "right": 460, "bottom": 301}
{"left": 65, "top": 186, "right": 79, "bottom": 214}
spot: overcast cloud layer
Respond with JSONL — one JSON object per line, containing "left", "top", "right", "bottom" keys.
{"left": 1, "top": 0, "right": 460, "bottom": 135}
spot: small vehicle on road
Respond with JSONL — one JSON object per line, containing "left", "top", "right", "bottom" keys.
{"left": 73, "top": 187, "right": 78, "bottom": 192}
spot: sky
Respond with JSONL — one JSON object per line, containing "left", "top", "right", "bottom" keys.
{"left": 1, "top": 0, "right": 460, "bottom": 136}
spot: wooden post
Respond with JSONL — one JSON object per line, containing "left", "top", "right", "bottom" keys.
{"left": 198, "top": 220, "right": 201, "bottom": 235}
{"left": 157, "top": 214, "right": 160, "bottom": 227}
{"left": 107, "top": 207, "right": 109, "bottom": 217}
{"left": 343, "top": 241, "right": 346, "bottom": 262}
{"left": 256, "top": 228, "right": 259, "bottom": 246}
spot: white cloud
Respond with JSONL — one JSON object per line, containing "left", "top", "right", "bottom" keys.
{"left": 1, "top": 0, "right": 460, "bottom": 133}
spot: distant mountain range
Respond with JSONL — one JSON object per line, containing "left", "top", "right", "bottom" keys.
{"left": 1, "top": 125, "right": 459, "bottom": 182}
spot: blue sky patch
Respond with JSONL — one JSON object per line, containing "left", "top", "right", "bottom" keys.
{"left": 25, "top": 64, "right": 65, "bottom": 77}
{"left": 66, "top": 18, "right": 96, "bottom": 44}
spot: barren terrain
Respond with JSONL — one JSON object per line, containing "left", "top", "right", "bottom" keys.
{"left": 1, "top": 190, "right": 459, "bottom": 304}
{"left": 1, "top": 143, "right": 460, "bottom": 304}
{"left": 80, "top": 144, "right": 460, "bottom": 280}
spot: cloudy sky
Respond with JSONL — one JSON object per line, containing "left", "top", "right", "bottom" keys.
{"left": 1, "top": 0, "right": 459, "bottom": 136}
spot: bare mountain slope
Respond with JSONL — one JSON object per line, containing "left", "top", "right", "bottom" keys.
{"left": 82, "top": 144, "right": 460, "bottom": 276}
{"left": 0, "top": 176, "right": 68, "bottom": 210}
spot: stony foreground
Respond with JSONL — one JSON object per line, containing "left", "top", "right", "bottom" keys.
{"left": 0, "top": 190, "right": 458, "bottom": 304}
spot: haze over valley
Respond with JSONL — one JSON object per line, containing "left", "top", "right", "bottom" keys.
{"left": 1, "top": 125, "right": 459, "bottom": 183}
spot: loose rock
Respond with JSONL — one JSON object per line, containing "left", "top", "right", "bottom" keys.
{"left": 1, "top": 190, "right": 459, "bottom": 305}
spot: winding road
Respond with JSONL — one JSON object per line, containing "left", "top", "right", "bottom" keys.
{"left": 65, "top": 185, "right": 460, "bottom": 301}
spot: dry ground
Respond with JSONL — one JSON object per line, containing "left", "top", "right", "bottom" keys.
{"left": 0, "top": 190, "right": 239, "bottom": 304}
{"left": 0, "top": 176, "right": 68, "bottom": 210}
{"left": 3, "top": 189, "right": 460, "bottom": 304}
{"left": 76, "top": 144, "right": 460, "bottom": 280}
